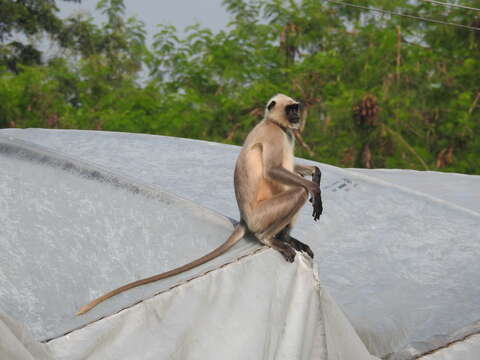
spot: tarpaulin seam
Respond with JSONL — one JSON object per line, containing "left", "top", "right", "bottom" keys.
{"left": 414, "top": 332, "right": 480, "bottom": 359}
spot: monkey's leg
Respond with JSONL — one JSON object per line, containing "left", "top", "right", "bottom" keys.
{"left": 276, "top": 225, "right": 314, "bottom": 259}
{"left": 246, "top": 187, "right": 308, "bottom": 262}
{"left": 262, "top": 237, "right": 297, "bottom": 263}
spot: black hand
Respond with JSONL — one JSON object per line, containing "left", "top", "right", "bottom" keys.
{"left": 312, "top": 166, "right": 321, "bottom": 185}
{"left": 312, "top": 191, "right": 323, "bottom": 221}
{"left": 311, "top": 166, "right": 322, "bottom": 220}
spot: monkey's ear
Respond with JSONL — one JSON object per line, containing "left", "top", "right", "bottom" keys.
{"left": 267, "top": 100, "right": 276, "bottom": 111}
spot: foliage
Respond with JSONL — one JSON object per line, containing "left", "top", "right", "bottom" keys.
{"left": 0, "top": 0, "right": 479, "bottom": 174}
{"left": 0, "top": 0, "right": 80, "bottom": 72}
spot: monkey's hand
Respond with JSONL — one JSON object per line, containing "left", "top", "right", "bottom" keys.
{"left": 311, "top": 189, "right": 323, "bottom": 221}
{"left": 310, "top": 167, "right": 322, "bottom": 221}
{"left": 312, "top": 166, "right": 321, "bottom": 185}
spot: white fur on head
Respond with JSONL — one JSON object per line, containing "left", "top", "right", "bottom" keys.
{"left": 265, "top": 93, "right": 300, "bottom": 129}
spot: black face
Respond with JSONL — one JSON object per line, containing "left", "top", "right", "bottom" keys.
{"left": 285, "top": 103, "right": 300, "bottom": 124}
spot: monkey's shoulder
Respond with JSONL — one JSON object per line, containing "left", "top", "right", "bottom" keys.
{"left": 244, "top": 120, "right": 288, "bottom": 146}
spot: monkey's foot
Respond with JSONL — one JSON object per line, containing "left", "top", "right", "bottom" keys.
{"left": 279, "top": 247, "right": 296, "bottom": 262}
{"left": 273, "top": 243, "right": 296, "bottom": 263}
{"left": 288, "top": 237, "right": 314, "bottom": 259}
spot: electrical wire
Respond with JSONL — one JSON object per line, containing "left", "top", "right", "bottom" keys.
{"left": 323, "top": 0, "right": 480, "bottom": 31}
{"left": 417, "top": 0, "right": 480, "bottom": 12}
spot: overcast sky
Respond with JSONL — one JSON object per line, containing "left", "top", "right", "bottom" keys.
{"left": 58, "top": 0, "right": 230, "bottom": 43}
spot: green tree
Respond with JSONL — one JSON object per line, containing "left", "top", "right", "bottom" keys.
{"left": 1, "top": 0, "right": 479, "bottom": 174}
{"left": 0, "top": 0, "right": 80, "bottom": 72}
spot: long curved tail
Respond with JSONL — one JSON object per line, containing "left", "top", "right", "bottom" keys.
{"left": 76, "top": 224, "right": 246, "bottom": 315}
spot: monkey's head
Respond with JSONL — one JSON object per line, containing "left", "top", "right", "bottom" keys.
{"left": 265, "top": 94, "right": 302, "bottom": 130}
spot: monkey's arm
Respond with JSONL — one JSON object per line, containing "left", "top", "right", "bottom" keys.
{"left": 294, "top": 165, "right": 323, "bottom": 220}
{"left": 261, "top": 140, "right": 319, "bottom": 195}
{"left": 266, "top": 166, "right": 316, "bottom": 191}
{"left": 294, "top": 164, "right": 316, "bottom": 177}
{"left": 265, "top": 163, "right": 323, "bottom": 221}
{"left": 295, "top": 164, "right": 321, "bottom": 185}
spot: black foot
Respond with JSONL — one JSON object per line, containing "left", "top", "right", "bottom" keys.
{"left": 278, "top": 245, "right": 296, "bottom": 262}
{"left": 271, "top": 240, "right": 296, "bottom": 262}
{"left": 288, "top": 237, "right": 314, "bottom": 259}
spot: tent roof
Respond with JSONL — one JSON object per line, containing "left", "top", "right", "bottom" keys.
{"left": 1, "top": 128, "right": 479, "bottom": 359}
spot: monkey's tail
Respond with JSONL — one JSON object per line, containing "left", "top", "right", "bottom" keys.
{"left": 76, "top": 223, "right": 246, "bottom": 315}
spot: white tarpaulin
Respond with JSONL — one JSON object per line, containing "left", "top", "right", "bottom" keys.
{"left": 0, "top": 249, "right": 376, "bottom": 360}
{"left": 0, "top": 128, "right": 479, "bottom": 359}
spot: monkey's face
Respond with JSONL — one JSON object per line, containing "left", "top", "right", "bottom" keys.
{"left": 285, "top": 103, "right": 301, "bottom": 125}
{"left": 266, "top": 94, "right": 302, "bottom": 130}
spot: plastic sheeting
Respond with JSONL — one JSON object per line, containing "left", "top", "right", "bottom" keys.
{"left": 1, "top": 128, "right": 479, "bottom": 359}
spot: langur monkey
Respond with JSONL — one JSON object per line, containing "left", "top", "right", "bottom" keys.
{"left": 76, "top": 94, "right": 322, "bottom": 315}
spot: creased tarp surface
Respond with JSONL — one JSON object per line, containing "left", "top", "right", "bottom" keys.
{"left": 1, "top": 129, "right": 479, "bottom": 358}
{"left": 0, "top": 313, "right": 50, "bottom": 360}
{"left": 1, "top": 250, "right": 378, "bottom": 360}
{"left": 47, "top": 252, "right": 331, "bottom": 360}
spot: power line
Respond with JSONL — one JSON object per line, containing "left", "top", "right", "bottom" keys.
{"left": 323, "top": 0, "right": 480, "bottom": 32}
{"left": 418, "top": 0, "right": 480, "bottom": 12}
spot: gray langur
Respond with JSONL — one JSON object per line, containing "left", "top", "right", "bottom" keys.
{"left": 76, "top": 94, "right": 322, "bottom": 315}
